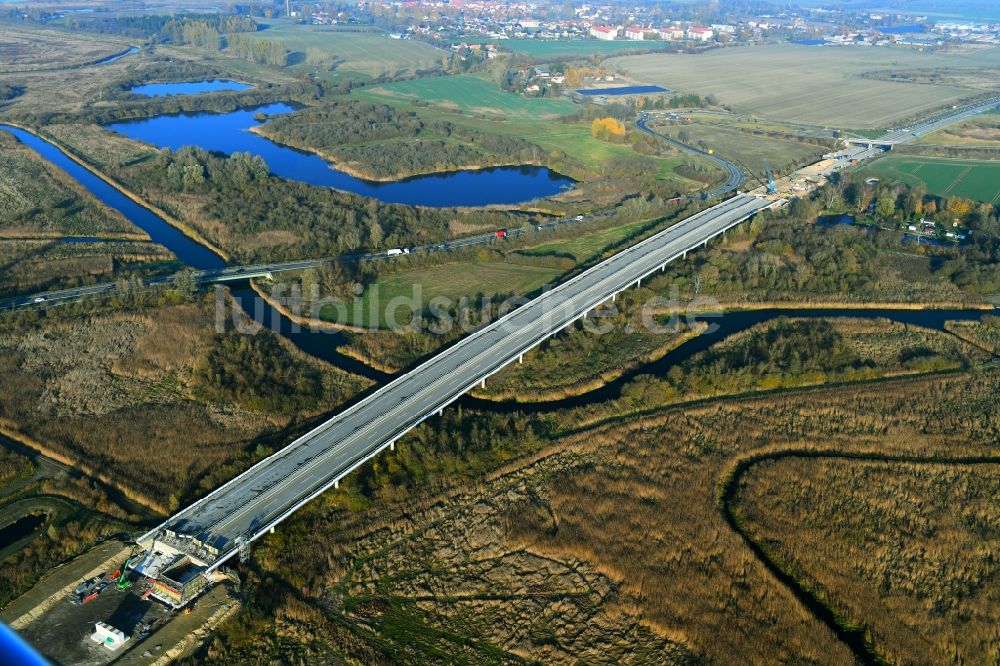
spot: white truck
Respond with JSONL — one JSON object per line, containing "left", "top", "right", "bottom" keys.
{"left": 386, "top": 248, "right": 410, "bottom": 256}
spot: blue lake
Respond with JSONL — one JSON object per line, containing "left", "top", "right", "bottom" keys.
{"left": 131, "top": 80, "right": 253, "bottom": 96}
{"left": 106, "top": 103, "right": 574, "bottom": 207}
{"left": 577, "top": 85, "right": 669, "bottom": 96}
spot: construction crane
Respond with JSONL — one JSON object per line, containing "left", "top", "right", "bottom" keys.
{"left": 731, "top": 157, "right": 769, "bottom": 192}
{"left": 764, "top": 160, "right": 777, "bottom": 195}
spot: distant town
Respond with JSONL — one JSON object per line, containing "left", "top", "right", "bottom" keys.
{"left": 293, "top": 1, "right": 1000, "bottom": 49}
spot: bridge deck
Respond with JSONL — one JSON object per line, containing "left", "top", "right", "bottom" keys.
{"left": 139, "top": 195, "right": 773, "bottom": 568}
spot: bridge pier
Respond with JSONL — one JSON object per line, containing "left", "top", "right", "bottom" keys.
{"left": 390, "top": 440, "right": 395, "bottom": 451}
{"left": 481, "top": 378, "right": 486, "bottom": 389}
{"left": 518, "top": 354, "right": 523, "bottom": 364}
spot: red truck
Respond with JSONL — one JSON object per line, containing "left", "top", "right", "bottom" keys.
{"left": 495, "top": 229, "right": 508, "bottom": 238}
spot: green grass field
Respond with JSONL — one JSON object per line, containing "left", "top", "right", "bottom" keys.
{"left": 355, "top": 77, "right": 710, "bottom": 187}
{"left": 248, "top": 21, "right": 445, "bottom": 79}
{"left": 859, "top": 155, "right": 1000, "bottom": 203}
{"left": 502, "top": 39, "right": 663, "bottom": 58}
{"left": 608, "top": 44, "right": 1000, "bottom": 128}
{"left": 321, "top": 259, "right": 564, "bottom": 327}
{"left": 358, "top": 74, "right": 577, "bottom": 119}
{"left": 522, "top": 218, "right": 658, "bottom": 263}
{"left": 650, "top": 121, "right": 825, "bottom": 175}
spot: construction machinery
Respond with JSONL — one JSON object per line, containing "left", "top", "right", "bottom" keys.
{"left": 731, "top": 156, "right": 778, "bottom": 195}
{"left": 115, "top": 545, "right": 141, "bottom": 591}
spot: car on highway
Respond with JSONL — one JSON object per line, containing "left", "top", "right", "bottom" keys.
{"left": 33, "top": 297, "right": 45, "bottom": 303}
{"left": 494, "top": 230, "right": 508, "bottom": 238}
{"left": 574, "top": 215, "right": 585, "bottom": 222}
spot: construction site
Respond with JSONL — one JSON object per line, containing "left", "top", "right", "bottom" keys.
{"left": 2, "top": 540, "right": 238, "bottom": 666}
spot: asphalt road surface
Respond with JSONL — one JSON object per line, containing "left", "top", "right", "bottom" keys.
{"left": 140, "top": 194, "right": 773, "bottom": 567}
{"left": 635, "top": 114, "right": 746, "bottom": 199}
{"left": 0, "top": 218, "right": 600, "bottom": 310}
{"left": 858, "top": 96, "right": 1000, "bottom": 145}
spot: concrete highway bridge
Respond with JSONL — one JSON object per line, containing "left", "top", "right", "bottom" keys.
{"left": 137, "top": 194, "right": 774, "bottom": 573}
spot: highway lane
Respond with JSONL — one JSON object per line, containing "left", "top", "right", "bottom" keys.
{"left": 0, "top": 216, "right": 604, "bottom": 310}
{"left": 141, "top": 194, "right": 771, "bottom": 566}
{"left": 854, "top": 96, "right": 1000, "bottom": 145}
{"left": 635, "top": 114, "right": 745, "bottom": 199}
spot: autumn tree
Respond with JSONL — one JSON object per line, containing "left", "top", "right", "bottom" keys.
{"left": 591, "top": 117, "right": 627, "bottom": 143}
{"left": 946, "top": 196, "right": 973, "bottom": 221}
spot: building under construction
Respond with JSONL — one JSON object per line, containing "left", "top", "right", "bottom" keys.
{"left": 148, "top": 556, "right": 208, "bottom": 607}
{"left": 133, "top": 546, "right": 211, "bottom": 608}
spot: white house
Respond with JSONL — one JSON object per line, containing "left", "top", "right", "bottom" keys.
{"left": 624, "top": 27, "right": 646, "bottom": 40}
{"left": 590, "top": 25, "right": 619, "bottom": 40}
{"left": 687, "top": 26, "right": 715, "bottom": 41}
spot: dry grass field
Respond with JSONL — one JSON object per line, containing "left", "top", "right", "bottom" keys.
{"left": 0, "top": 128, "right": 170, "bottom": 294}
{"left": 647, "top": 118, "right": 827, "bottom": 175}
{"left": 607, "top": 44, "right": 1000, "bottom": 128}
{"left": 0, "top": 295, "right": 370, "bottom": 512}
{"left": 0, "top": 24, "right": 130, "bottom": 73}
{"left": 915, "top": 110, "right": 1000, "bottom": 147}
{"left": 0, "top": 129, "right": 139, "bottom": 238}
{"left": 0, "top": 239, "right": 174, "bottom": 297}
{"left": 205, "top": 371, "right": 1000, "bottom": 665}
{"left": 734, "top": 457, "right": 1000, "bottom": 664}
{"left": 946, "top": 316, "right": 1000, "bottom": 353}
{"left": 246, "top": 21, "right": 445, "bottom": 80}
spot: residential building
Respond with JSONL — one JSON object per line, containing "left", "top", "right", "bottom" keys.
{"left": 688, "top": 26, "right": 715, "bottom": 41}
{"left": 659, "top": 26, "right": 685, "bottom": 40}
{"left": 590, "top": 25, "right": 618, "bottom": 40}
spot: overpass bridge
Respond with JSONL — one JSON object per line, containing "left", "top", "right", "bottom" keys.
{"left": 137, "top": 194, "right": 774, "bottom": 573}
{"left": 0, "top": 213, "right": 602, "bottom": 311}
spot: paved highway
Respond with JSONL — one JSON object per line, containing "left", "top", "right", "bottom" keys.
{"left": 139, "top": 194, "right": 772, "bottom": 567}
{"left": 635, "top": 113, "right": 745, "bottom": 198}
{"left": 850, "top": 95, "right": 1000, "bottom": 146}
{"left": 0, "top": 217, "right": 605, "bottom": 311}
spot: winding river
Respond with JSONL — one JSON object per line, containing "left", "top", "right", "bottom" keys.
{"left": 0, "top": 124, "right": 993, "bottom": 405}
{"left": 3, "top": 118, "right": 998, "bottom": 664}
